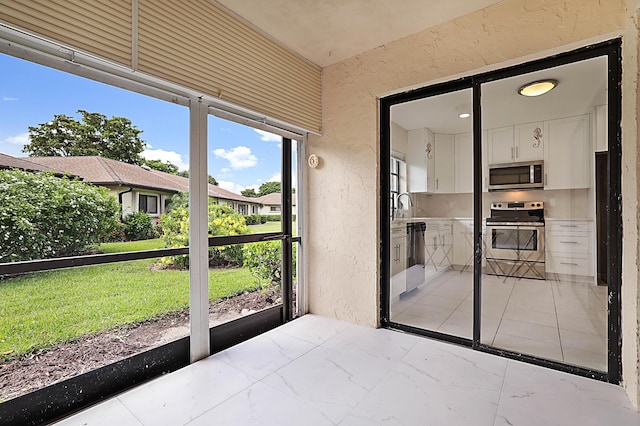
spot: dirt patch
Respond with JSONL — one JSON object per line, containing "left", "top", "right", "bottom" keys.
{"left": 0, "top": 290, "right": 279, "bottom": 402}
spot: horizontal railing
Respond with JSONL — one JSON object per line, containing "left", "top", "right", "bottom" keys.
{"left": 0, "top": 232, "right": 299, "bottom": 275}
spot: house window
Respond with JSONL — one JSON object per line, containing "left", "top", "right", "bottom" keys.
{"left": 390, "top": 156, "right": 405, "bottom": 215}
{"left": 139, "top": 194, "right": 158, "bottom": 214}
{"left": 270, "top": 206, "right": 281, "bottom": 212}
{"left": 238, "top": 204, "right": 247, "bottom": 214}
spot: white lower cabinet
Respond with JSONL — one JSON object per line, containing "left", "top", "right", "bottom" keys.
{"left": 452, "top": 219, "right": 486, "bottom": 271}
{"left": 391, "top": 226, "right": 407, "bottom": 301}
{"left": 424, "top": 220, "right": 453, "bottom": 281}
{"left": 453, "top": 220, "right": 473, "bottom": 270}
{"left": 545, "top": 220, "right": 595, "bottom": 282}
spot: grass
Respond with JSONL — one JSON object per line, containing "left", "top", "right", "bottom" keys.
{"left": 249, "top": 221, "right": 282, "bottom": 233}
{"left": 98, "top": 238, "right": 165, "bottom": 253}
{"left": 248, "top": 221, "right": 297, "bottom": 235}
{"left": 0, "top": 239, "right": 261, "bottom": 361}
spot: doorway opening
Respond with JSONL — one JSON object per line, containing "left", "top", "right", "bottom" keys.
{"left": 380, "top": 39, "right": 622, "bottom": 383}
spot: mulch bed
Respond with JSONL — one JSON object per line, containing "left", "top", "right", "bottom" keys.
{"left": 0, "top": 290, "right": 277, "bottom": 402}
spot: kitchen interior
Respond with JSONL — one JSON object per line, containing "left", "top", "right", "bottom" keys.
{"left": 388, "top": 56, "right": 609, "bottom": 372}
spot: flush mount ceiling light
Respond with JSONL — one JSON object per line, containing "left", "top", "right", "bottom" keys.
{"left": 456, "top": 105, "right": 470, "bottom": 118}
{"left": 518, "top": 79, "right": 558, "bottom": 97}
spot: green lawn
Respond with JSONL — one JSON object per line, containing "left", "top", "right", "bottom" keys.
{"left": 0, "top": 240, "right": 260, "bottom": 361}
{"left": 248, "top": 221, "right": 282, "bottom": 233}
{"left": 248, "top": 221, "right": 297, "bottom": 235}
{"left": 98, "top": 238, "right": 165, "bottom": 253}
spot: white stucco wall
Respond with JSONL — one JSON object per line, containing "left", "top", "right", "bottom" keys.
{"left": 307, "top": 0, "right": 639, "bottom": 408}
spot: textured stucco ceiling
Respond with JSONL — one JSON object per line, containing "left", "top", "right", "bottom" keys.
{"left": 215, "top": 0, "right": 504, "bottom": 67}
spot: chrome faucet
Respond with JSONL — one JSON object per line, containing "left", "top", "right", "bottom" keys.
{"left": 397, "top": 192, "right": 413, "bottom": 210}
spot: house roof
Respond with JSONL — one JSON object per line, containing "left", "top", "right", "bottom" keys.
{"left": 0, "top": 152, "right": 56, "bottom": 173}
{"left": 24, "top": 156, "right": 257, "bottom": 204}
{"left": 255, "top": 192, "right": 296, "bottom": 206}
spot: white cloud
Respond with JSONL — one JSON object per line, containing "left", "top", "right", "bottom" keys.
{"left": 3, "top": 97, "right": 18, "bottom": 101}
{"left": 216, "top": 179, "right": 246, "bottom": 193}
{"left": 141, "top": 148, "right": 189, "bottom": 171}
{"left": 267, "top": 172, "right": 281, "bottom": 182}
{"left": 220, "top": 127, "right": 232, "bottom": 133}
{"left": 2, "top": 132, "right": 29, "bottom": 145}
{"left": 212, "top": 145, "right": 257, "bottom": 169}
{"left": 218, "top": 167, "right": 233, "bottom": 178}
{"left": 254, "top": 129, "right": 281, "bottom": 142}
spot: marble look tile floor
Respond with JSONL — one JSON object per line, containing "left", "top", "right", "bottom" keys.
{"left": 55, "top": 314, "right": 639, "bottom": 426}
{"left": 391, "top": 270, "right": 608, "bottom": 371}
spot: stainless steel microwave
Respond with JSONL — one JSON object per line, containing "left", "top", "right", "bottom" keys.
{"left": 488, "top": 161, "right": 544, "bottom": 191}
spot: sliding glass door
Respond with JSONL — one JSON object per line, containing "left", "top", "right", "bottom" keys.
{"left": 381, "top": 40, "right": 621, "bottom": 383}
{"left": 388, "top": 88, "right": 474, "bottom": 341}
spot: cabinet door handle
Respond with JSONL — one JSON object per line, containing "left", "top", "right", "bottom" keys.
{"left": 511, "top": 147, "right": 514, "bottom": 159}
{"left": 544, "top": 173, "right": 548, "bottom": 186}
{"left": 559, "top": 225, "right": 578, "bottom": 228}
{"left": 436, "top": 178, "right": 439, "bottom": 190}
{"left": 560, "top": 241, "right": 579, "bottom": 244}
{"left": 515, "top": 146, "right": 519, "bottom": 158}
{"left": 560, "top": 262, "right": 579, "bottom": 266}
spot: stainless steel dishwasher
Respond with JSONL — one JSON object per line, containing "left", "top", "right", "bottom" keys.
{"left": 405, "top": 221, "right": 426, "bottom": 293}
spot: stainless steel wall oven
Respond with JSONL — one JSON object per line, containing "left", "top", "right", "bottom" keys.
{"left": 485, "top": 202, "right": 545, "bottom": 279}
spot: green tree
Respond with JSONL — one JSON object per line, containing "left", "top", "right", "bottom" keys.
{"left": 24, "top": 110, "right": 146, "bottom": 164}
{"left": 143, "top": 159, "right": 179, "bottom": 174}
{"left": 258, "top": 181, "right": 280, "bottom": 196}
{"left": 0, "top": 170, "right": 120, "bottom": 262}
{"left": 241, "top": 188, "right": 258, "bottom": 197}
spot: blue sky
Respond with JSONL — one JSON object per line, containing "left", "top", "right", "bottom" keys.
{"left": 0, "top": 53, "right": 288, "bottom": 194}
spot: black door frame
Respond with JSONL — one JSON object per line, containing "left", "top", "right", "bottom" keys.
{"left": 380, "top": 38, "right": 622, "bottom": 384}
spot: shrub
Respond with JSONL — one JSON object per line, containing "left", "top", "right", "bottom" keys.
{"left": 101, "top": 221, "right": 125, "bottom": 242}
{"left": 0, "top": 169, "right": 120, "bottom": 262}
{"left": 263, "top": 214, "right": 295, "bottom": 222}
{"left": 123, "top": 211, "right": 154, "bottom": 241}
{"left": 245, "top": 214, "right": 265, "bottom": 225}
{"left": 243, "top": 241, "right": 296, "bottom": 291}
{"left": 158, "top": 200, "right": 248, "bottom": 268}
{"left": 243, "top": 241, "right": 282, "bottom": 289}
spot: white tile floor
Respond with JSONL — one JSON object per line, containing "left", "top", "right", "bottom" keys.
{"left": 391, "top": 270, "right": 608, "bottom": 371}
{"left": 55, "top": 314, "right": 638, "bottom": 426}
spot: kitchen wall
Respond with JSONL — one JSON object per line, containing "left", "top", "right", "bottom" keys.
{"left": 412, "top": 189, "right": 592, "bottom": 220}
{"left": 305, "top": 0, "right": 638, "bottom": 408}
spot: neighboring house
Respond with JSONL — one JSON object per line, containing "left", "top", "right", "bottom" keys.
{"left": 254, "top": 192, "right": 297, "bottom": 217}
{"left": 2, "top": 154, "right": 261, "bottom": 218}
{"left": 0, "top": 152, "right": 56, "bottom": 173}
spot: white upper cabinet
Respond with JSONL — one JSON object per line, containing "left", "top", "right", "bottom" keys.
{"left": 407, "top": 128, "right": 427, "bottom": 192}
{"left": 515, "top": 121, "right": 544, "bottom": 161}
{"left": 434, "top": 134, "right": 455, "bottom": 193}
{"left": 454, "top": 132, "right": 473, "bottom": 193}
{"left": 425, "top": 129, "right": 435, "bottom": 193}
{"left": 488, "top": 126, "right": 514, "bottom": 165}
{"left": 488, "top": 123, "right": 544, "bottom": 165}
{"left": 544, "top": 114, "right": 591, "bottom": 190}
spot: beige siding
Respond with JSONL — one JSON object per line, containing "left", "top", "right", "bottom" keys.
{"left": 0, "top": 0, "right": 133, "bottom": 66}
{"left": 136, "top": 0, "right": 321, "bottom": 132}
{"left": 0, "top": 0, "right": 322, "bottom": 132}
